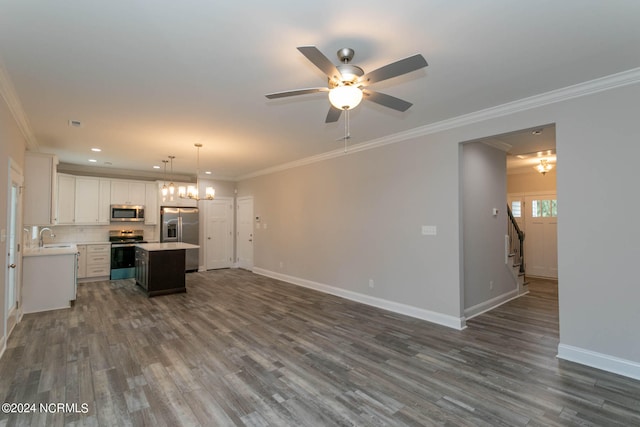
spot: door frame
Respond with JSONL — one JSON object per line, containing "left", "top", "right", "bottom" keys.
{"left": 236, "top": 196, "right": 254, "bottom": 270}
{"left": 508, "top": 190, "right": 558, "bottom": 279}
{"left": 204, "top": 196, "right": 234, "bottom": 270}
{"left": 4, "top": 158, "right": 24, "bottom": 351}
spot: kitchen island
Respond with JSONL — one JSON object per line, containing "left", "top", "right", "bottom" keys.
{"left": 134, "top": 242, "right": 199, "bottom": 297}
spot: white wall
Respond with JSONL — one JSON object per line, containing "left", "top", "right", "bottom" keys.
{"left": 238, "top": 76, "right": 640, "bottom": 378}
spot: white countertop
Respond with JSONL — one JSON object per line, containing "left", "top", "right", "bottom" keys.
{"left": 135, "top": 242, "right": 199, "bottom": 251}
{"left": 24, "top": 244, "right": 78, "bottom": 257}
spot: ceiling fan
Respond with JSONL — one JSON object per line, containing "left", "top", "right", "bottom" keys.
{"left": 265, "top": 46, "right": 428, "bottom": 123}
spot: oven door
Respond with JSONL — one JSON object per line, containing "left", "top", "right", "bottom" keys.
{"left": 111, "top": 244, "right": 137, "bottom": 279}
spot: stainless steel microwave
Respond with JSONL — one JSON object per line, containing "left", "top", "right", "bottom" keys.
{"left": 110, "top": 205, "right": 145, "bottom": 222}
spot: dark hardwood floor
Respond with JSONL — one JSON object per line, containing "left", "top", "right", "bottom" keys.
{"left": 1, "top": 271, "right": 639, "bottom": 426}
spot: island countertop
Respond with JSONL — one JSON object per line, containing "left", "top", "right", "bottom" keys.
{"left": 135, "top": 242, "right": 200, "bottom": 251}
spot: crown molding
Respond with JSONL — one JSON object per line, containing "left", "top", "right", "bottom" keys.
{"left": 0, "top": 55, "right": 39, "bottom": 151}
{"left": 237, "top": 67, "right": 640, "bottom": 181}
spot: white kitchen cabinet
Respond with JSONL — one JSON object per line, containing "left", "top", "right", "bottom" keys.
{"left": 111, "top": 181, "right": 146, "bottom": 205}
{"left": 85, "top": 244, "right": 111, "bottom": 278}
{"left": 23, "top": 250, "right": 77, "bottom": 313}
{"left": 145, "top": 182, "right": 158, "bottom": 225}
{"left": 56, "top": 174, "right": 76, "bottom": 225}
{"left": 74, "top": 177, "right": 111, "bottom": 224}
{"left": 98, "top": 179, "right": 111, "bottom": 223}
{"left": 24, "top": 152, "right": 58, "bottom": 226}
{"left": 77, "top": 243, "right": 110, "bottom": 280}
{"left": 77, "top": 244, "right": 87, "bottom": 278}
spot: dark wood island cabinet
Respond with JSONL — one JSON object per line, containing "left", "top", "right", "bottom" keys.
{"left": 134, "top": 242, "right": 199, "bottom": 297}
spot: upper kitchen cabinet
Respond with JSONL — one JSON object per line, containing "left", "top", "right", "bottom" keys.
{"left": 57, "top": 175, "right": 111, "bottom": 225}
{"left": 23, "top": 152, "right": 58, "bottom": 226}
{"left": 111, "top": 181, "right": 146, "bottom": 205}
{"left": 56, "top": 174, "right": 76, "bottom": 225}
{"left": 75, "top": 177, "right": 111, "bottom": 224}
{"left": 145, "top": 182, "right": 158, "bottom": 225}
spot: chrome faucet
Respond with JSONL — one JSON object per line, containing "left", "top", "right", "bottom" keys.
{"left": 39, "top": 227, "right": 55, "bottom": 247}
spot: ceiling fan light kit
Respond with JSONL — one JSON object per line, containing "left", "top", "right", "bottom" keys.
{"left": 265, "top": 45, "right": 428, "bottom": 124}
{"left": 328, "top": 84, "right": 363, "bottom": 110}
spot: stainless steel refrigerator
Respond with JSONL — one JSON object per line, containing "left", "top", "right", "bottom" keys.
{"left": 160, "top": 206, "right": 199, "bottom": 271}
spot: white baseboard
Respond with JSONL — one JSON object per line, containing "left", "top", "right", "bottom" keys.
{"left": 557, "top": 343, "right": 640, "bottom": 380}
{"left": 464, "top": 289, "right": 520, "bottom": 320}
{"left": 253, "top": 267, "right": 466, "bottom": 330}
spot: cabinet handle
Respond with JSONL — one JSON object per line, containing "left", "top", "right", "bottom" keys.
{"left": 8, "top": 264, "right": 16, "bottom": 269}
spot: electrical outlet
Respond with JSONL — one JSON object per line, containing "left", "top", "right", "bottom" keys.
{"left": 369, "top": 279, "right": 375, "bottom": 288}
{"left": 489, "top": 280, "right": 494, "bottom": 290}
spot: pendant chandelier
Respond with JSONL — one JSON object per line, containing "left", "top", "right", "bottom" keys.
{"left": 168, "top": 156, "right": 176, "bottom": 195}
{"left": 178, "top": 143, "right": 215, "bottom": 201}
{"left": 535, "top": 159, "right": 554, "bottom": 176}
{"left": 160, "top": 159, "right": 169, "bottom": 196}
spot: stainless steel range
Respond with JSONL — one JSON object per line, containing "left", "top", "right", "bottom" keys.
{"left": 110, "top": 229, "right": 146, "bottom": 280}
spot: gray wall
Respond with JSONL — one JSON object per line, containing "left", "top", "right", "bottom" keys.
{"left": 238, "top": 79, "right": 640, "bottom": 378}
{"left": 462, "top": 142, "right": 514, "bottom": 313}
{"left": 239, "top": 135, "right": 463, "bottom": 322}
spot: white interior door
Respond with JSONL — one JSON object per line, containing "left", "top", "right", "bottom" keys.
{"left": 236, "top": 196, "right": 254, "bottom": 270}
{"left": 6, "top": 162, "right": 23, "bottom": 338}
{"left": 524, "top": 194, "right": 558, "bottom": 278}
{"left": 205, "top": 198, "right": 234, "bottom": 270}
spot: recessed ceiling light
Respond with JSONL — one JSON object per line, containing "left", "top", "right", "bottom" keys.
{"left": 91, "top": 147, "right": 101, "bottom": 152}
{"left": 153, "top": 165, "right": 160, "bottom": 169}
{"left": 88, "top": 159, "right": 97, "bottom": 163}
{"left": 205, "top": 171, "right": 212, "bottom": 175}
{"left": 532, "top": 129, "right": 543, "bottom": 135}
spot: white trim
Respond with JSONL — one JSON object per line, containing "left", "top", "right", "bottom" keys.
{"left": 557, "top": 344, "right": 640, "bottom": 381}
{"left": 237, "top": 67, "right": 640, "bottom": 181}
{"left": 253, "top": 267, "right": 466, "bottom": 330}
{"left": 482, "top": 139, "right": 513, "bottom": 152}
{"left": 464, "top": 289, "right": 521, "bottom": 320}
{"left": 0, "top": 55, "right": 38, "bottom": 151}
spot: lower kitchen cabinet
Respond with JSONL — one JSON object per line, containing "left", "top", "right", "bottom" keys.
{"left": 23, "top": 252, "right": 77, "bottom": 313}
{"left": 77, "top": 243, "right": 111, "bottom": 281}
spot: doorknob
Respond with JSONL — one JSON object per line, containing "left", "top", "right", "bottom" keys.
{"left": 8, "top": 264, "right": 16, "bottom": 269}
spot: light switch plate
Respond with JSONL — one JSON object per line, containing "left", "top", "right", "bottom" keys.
{"left": 422, "top": 225, "right": 437, "bottom": 236}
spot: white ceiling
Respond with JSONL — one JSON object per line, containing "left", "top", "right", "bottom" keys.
{"left": 1, "top": 1, "right": 639, "bottom": 180}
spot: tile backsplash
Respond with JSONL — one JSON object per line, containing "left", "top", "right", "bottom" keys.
{"left": 24, "top": 224, "right": 159, "bottom": 248}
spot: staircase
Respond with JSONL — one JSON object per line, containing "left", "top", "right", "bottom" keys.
{"left": 507, "top": 205, "right": 528, "bottom": 294}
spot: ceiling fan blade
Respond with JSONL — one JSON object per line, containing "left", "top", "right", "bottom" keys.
{"left": 265, "top": 87, "right": 328, "bottom": 99}
{"left": 358, "top": 54, "right": 428, "bottom": 86}
{"left": 325, "top": 106, "right": 342, "bottom": 123}
{"left": 297, "top": 46, "right": 342, "bottom": 82}
{"left": 362, "top": 89, "right": 413, "bottom": 112}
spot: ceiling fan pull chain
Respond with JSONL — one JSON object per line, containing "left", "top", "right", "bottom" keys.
{"left": 344, "top": 109, "right": 349, "bottom": 153}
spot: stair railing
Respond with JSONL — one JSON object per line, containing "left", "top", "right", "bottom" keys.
{"left": 507, "top": 204, "right": 525, "bottom": 275}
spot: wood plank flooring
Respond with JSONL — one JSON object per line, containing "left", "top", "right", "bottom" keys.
{"left": 1, "top": 270, "right": 639, "bottom": 426}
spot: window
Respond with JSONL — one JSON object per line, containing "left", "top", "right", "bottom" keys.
{"left": 511, "top": 201, "right": 522, "bottom": 218}
{"left": 531, "top": 199, "right": 557, "bottom": 217}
